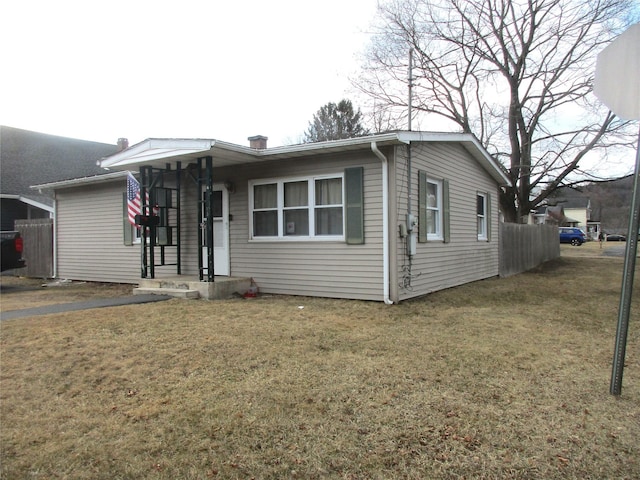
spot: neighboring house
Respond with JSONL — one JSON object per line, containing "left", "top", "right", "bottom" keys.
{"left": 34, "top": 131, "right": 510, "bottom": 303}
{"left": 544, "top": 187, "right": 600, "bottom": 240}
{"left": 0, "top": 126, "right": 117, "bottom": 230}
{"left": 531, "top": 205, "right": 565, "bottom": 225}
{"left": 561, "top": 198, "right": 591, "bottom": 228}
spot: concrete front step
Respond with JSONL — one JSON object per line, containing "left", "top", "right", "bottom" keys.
{"left": 136, "top": 276, "right": 252, "bottom": 300}
{"left": 133, "top": 287, "right": 199, "bottom": 299}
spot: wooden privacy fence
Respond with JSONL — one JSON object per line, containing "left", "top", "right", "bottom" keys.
{"left": 500, "top": 223, "right": 560, "bottom": 278}
{"left": 9, "top": 218, "right": 557, "bottom": 282}
{"left": 15, "top": 218, "right": 54, "bottom": 278}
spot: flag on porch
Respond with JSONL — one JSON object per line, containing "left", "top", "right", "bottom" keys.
{"left": 126, "top": 172, "right": 142, "bottom": 226}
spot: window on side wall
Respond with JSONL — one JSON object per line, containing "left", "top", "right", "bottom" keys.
{"left": 124, "top": 223, "right": 144, "bottom": 245}
{"left": 426, "top": 178, "right": 443, "bottom": 240}
{"left": 477, "top": 192, "right": 488, "bottom": 241}
{"left": 418, "top": 171, "right": 450, "bottom": 243}
{"left": 123, "top": 193, "right": 142, "bottom": 246}
{"left": 249, "top": 174, "right": 345, "bottom": 240}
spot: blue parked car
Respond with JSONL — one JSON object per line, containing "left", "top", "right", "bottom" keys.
{"left": 559, "top": 227, "right": 586, "bottom": 246}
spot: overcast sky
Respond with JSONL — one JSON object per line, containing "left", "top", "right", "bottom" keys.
{"left": 1, "top": 0, "right": 380, "bottom": 147}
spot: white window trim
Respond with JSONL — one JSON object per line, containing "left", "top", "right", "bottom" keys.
{"left": 427, "top": 178, "right": 443, "bottom": 241}
{"left": 477, "top": 192, "right": 488, "bottom": 241}
{"left": 249, "top": 173, "right": 345, "bottom": 241}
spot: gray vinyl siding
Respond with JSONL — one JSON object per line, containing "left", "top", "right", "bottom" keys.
{"left": 175, "top": 182, "right": 200, "bottom": 276}
{"left": 394, "top": 142, "right": 500, "bottom": 301}
{"left": 55, "top": 182, "right": 140, "bottom": 283}
{"left": 218, "top": 152, "right": 385, "bottom": 301}
{"left": 52, "top": 140, "right": 500, "bottom": 302}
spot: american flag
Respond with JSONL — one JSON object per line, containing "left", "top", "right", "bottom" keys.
{"left": 127, "top": 172, "right": 142, "bottom": 226}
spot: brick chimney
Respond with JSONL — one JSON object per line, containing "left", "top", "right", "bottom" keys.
{"left": 248, "top": 135, "right": 268, "bottom": 150}
{"left": 117, "top": 138, "right": 129, "bottom": 151}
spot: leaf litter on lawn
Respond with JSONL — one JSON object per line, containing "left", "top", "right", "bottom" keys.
{"left": 1, "top": 256, "right": 638, "bottom": 479}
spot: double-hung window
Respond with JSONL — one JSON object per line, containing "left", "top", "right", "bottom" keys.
{"left": 284, "top": 181, "right": 309, "bottom": 235}
{"left": 253, "top": 183, "right": 279, "bottom": 236}
{"left": 426, "top": 178, "right": 443, "bottom": 240}
{"left": 477, "top": 193, "right": 488, "bottom": 240}
{"left": 418, "top": 171, "right": 449, "bottom": 243}
{"left": 314, "top": 177, "right": 343, "bottom": 235}
{"left": 250, "top": 174, "right": 344, "bottom": 240}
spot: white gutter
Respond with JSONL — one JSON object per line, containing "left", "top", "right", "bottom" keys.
{"left": 0, "top": 194, "right": 54, "bottom": 214}
{"left": 32, "top": 171, "right": 129, "bottom": 191}
{"left": 371, "top": 142, "right": 394, "bottom": 305}
{"left": 99, "top": 139, "right": 216, "bottom": 168}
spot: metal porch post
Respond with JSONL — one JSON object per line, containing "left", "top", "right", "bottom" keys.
{"left": 205, "top": 156, "right": 215, "bottom": 282}
{"left": 140, "top": 166, "right": 149, "bottom": 278}
{"left": 176, "top": 161, "right": 181, "bottom": 275}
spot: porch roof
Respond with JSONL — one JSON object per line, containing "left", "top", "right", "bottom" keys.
{"left": 98, "top": 131, "right": 510, "bottom": 186}
{"left": 98, "top": 134, "right": 404, "bottom": 170}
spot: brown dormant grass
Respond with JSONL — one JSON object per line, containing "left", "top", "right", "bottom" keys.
{"left": 1, "top": 252, "right": 639, "bottom": 479}
{"left": 0, "top": 276, "right": 132, "bottom": 312}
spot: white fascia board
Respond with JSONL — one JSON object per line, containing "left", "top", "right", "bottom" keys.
{"left": 99, "top": 138, "right": 216, "bottom": 168}
{"left": 21, "top": 197, "right": 54, "bottom": 213}
{"left": 257, "top": 133, "right": 406, "bottom": 157}
{"left": 0, "top": 194, "right": 54, "bottom": 213}
{"left": 98, "top": 134, "right": 407, "bottom": 168}
{"left": 94, "top": 131, "right": 509, "bottom": 186}
{"left": 31, "top": 171, "right": 130, "bottom": 191}
{"left": 398, "top": 131, "right": 511, "bottom": 186}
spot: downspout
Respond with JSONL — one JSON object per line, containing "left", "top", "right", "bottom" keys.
{"left": 52, "top": 197, "right": 58, "bottom": 279}
{"left": 371, "top": 142, "right": 394, "bottom": 305}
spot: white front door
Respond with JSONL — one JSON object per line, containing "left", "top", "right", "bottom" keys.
{"left": 202, "top": 185, "right": 230, "bottom": 276}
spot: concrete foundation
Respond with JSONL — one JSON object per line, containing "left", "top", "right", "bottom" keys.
{"left": 134, "top": 276, "right": 252, "bottom": 300}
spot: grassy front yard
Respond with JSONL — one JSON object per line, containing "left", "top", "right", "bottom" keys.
{"left": 1, "top": 255, "right": 639, "bottom": 479}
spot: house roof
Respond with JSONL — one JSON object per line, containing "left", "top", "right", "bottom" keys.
{"left": 547, "top": 186, "right": 591, "bottom": 209}
{"left": 98, "top": 131, "right": 511, "bottom": 186}
{"left": 559, "top": 198, "right": 591, "bottom": 209}
{"left": 0, "top": 126, "right": 117, "bottom": 207}
{"left": 536, "top": 204, "right": 565, "bottom": 219}
{"left": 534, "top": 204, "right": 584, "bottom": 225}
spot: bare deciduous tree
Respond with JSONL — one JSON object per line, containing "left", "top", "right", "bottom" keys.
{"left": 356, "top": 0, "right": 636, "bottom": 222}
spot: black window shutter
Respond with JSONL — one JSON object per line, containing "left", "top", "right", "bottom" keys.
{"left": 123, "top": 192, "right": 133, "bottom": 246}
{"left": 418, "top": 170, "right": 427, "bottom": 243}
{"left": 486, "top": 192, "right": 492, "bottom": 242}
{"left": 345, "top": 167, "right": 364, "bottom": 244}
{"left": 443, "top": 179, "right": 450, "bottom": 243}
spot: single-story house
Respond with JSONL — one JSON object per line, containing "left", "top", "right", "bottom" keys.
{"left": 34, "top": 131, "right": 510, "bottom": 303}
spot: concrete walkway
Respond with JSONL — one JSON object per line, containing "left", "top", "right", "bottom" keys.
{"left": 0, "top": 294, "right": 170, "bottom": 321}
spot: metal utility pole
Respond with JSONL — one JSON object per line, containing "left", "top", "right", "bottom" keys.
{"left": 408, "top": 49, "right": 413, "bottom": 132}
